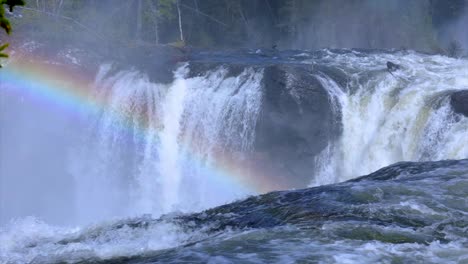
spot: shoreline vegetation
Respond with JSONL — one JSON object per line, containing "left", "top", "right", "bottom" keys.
{"left": 5, "top": 0, "right": 468, "bottom": 57}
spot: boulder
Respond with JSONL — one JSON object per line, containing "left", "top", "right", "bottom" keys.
{"left": 188, "top": 56, "right": 344, "bottom": 188}
{"left": 386, "top": 61, "right": 401, "bottom": 72}
{"left": 254, "top": 64, "right": 341, "bottom": 187}
{"left": 450, "top": 90, "right": 468, "bottom": 117}
{"left": 122, "top": 44, "right": 187, "bottom": 83}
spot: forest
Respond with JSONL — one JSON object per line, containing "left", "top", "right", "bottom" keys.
{"left": 6, "top": 0, "right": 468, "bottom": 55}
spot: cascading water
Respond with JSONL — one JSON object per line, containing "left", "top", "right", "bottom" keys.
{"left": 1, "top": 49, "right": 468, "bottom": 263}
{"left": 175, "top": 67, "right": 263, "bottom": 210}
{"left": 312, "top": 51, "right": 468, "bottom": 185}
{"left": 71, "top": 65, "right": 167, "bottom": 223}
{"left": 75, "top": 50, "right": 467, "bottom": 220}
{"left": 71, "top": 64, "right": 263, "bottom": 224}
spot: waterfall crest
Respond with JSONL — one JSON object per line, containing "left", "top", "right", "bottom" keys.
{"left": 312, "top": 51, "right": 468, "bottom": 185}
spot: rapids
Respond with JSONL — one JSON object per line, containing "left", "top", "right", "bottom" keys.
{"left": 309, "top": 50, "right": 468, "bottom": 185}
{"left": 1, "top": 159, "right": 467, "bottom": 263}
{"left": 0, "top": 48, "right": 467, "bottom": 263}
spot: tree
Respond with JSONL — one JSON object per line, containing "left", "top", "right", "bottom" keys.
{"left": 0, "top": 0, "right": 25, "bottom": 67}
{"left": 147, "top": 0, "right": 160, "bottom": 44}
{"left": 176, "top": 0, "right": 183, "bottom": 42}
{"left": 176, "top": 0, "right": 185, "bottom": 43}
{"left": 158, "top": 0, "right": 184, "bottom": 43}
{"left": 135, "top": 0, "right": 142, "bottom": 42}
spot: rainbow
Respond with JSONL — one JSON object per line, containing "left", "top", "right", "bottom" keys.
{"left": 0, "top": 51, "right": 291, "bottom": 199}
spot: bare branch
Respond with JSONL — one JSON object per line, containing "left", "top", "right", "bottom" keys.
{"left": 16, "top": 6, "right": 108, "bottom": 42}
{"left": 179, "top": 3, "right": 228, "bottom": 27}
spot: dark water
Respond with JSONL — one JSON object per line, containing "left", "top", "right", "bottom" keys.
{"left": 113, "top": 159, "right": 468, "bottom": 264}
{"left": 10, "top": 159, "right": 464, "bottom": 264}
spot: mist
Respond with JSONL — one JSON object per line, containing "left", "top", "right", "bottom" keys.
{"left": 436, "top": 2, "right": 468, "bottom": 55}
{"left": 6, "top": 0, "right": 468, "bottom": 54}
{"left": 0, "top": 88, "right": 81, "bottom": 225}
{"left": 1, "top": 1, "right": 468, "bottom": 263}
{"left": 287, "top": 0, "right": 434, "bottom": 50}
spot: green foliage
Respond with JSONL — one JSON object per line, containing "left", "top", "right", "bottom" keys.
{"left": 0, "top": 0, "right": 25, "bottom": 67}
{"left": 157, "top": 0, "right": 176, "bottom": 20}
{"left": 0, "top": 0, "right": 25, "bottom": 34}
{"left": 2, "top": 0, "right": 466, "bottom": 52}
{"left": 0, "top": 43, "right": 9, "bottom": 57}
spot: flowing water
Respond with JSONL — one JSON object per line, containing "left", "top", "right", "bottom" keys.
{"left": 0, "top": 49, "right": 467, "bottom": 263}
{"left": 310, "top": 50, "right": 468, "bottom": 185}
{"left": 69, "top": 64, "right": 263, "bottom": 224}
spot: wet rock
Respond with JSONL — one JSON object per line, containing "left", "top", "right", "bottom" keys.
{"left": 255, "top": 64, "right": 341, "bottom": 187}
{"left": 122, "top": 44, "right": 187, "bottom": 83}
{"left": 386, "top": 61, "right": 401, "bottom": 72}
{"left": 450, "top": 90, "right": 468, "bottom": 117}
{"left": 188, "top": 55, "right": 343, "bottom": 188}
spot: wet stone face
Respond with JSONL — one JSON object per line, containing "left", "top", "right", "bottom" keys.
{"left": 187, "top": 56, "right": 343, "bottom": 189}
{"left": 450, "top": 90, "right": 468, "bottom": 117}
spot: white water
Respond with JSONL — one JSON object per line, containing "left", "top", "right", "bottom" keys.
{"left": 312, "top": 51, "right": 468, "bottom": 185}
{"left": 0, "top": 63, "right": 265, "bottom": 263}
{"left": 70, "top": 64, "right": 263, "bottom": 224}
{"left": 176, "top": 67, "right": 263, "bottom": 209}
{"left": 71, "top": 66, "right": 166, "bottom": 224}
{"left": 0, "top": 216, "right": 195, "bottom": 264}
{"left": 1, "top": 51, "right": 468, "bottom": 263}
{"left": 159, "top": 66, "right": 188, "bottom": 213}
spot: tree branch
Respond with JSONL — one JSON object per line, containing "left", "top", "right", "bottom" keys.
{"left": 16, "top": 6, "right": 108, "bottom": 42}
{"left": 179, "top": 3, "right": 228, "bottom": 27}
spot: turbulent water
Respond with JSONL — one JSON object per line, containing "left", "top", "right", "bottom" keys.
{"left": 2, "top": 159, "right": 467, "bottom": 263}
{"left": 1, "top": 49, "right": 467, "bottom": 263}
{"left": 310, "top": 50, "right": 468, "bottom": 185}
{"left": 70, "top": 63, "right": 262, "bottom": 224}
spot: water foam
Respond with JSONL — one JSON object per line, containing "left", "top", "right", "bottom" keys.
{"left": 71, "top": 65, "right": 263, "bottom": 224}
{"left": 0, "top": 216, "right": 192, "bottom": 264}
{"left": 312, "top": 51, "right": 468, "bottom": 185}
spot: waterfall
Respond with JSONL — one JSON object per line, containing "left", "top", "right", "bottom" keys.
{"left": 71, "top": 66, "right": 167, "bottom": 223}
{"left": 312, "top": 51, "right": 468, "bottom": 185}
{"left": 159, "top": 66, "right": 188, "bottom": 213}
{"left": 71, "top": 65, "right": 263, "bottom": 223}
{"left": 176, "top": 67, "right": 263, "bottom": 210}
{"left": 1, "top": 49, "right": 467, "bottom": 226}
